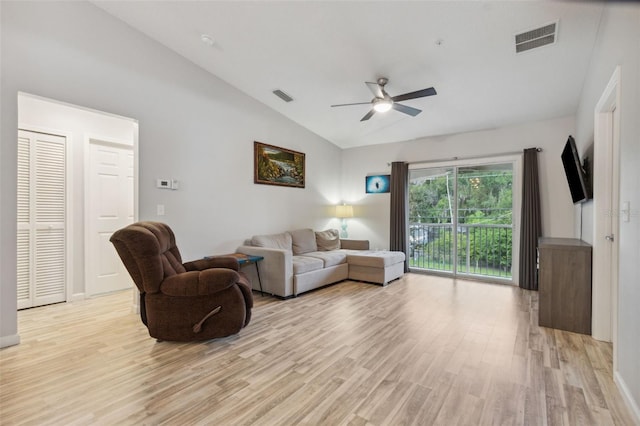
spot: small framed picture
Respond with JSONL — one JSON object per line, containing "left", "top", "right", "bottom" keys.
{"left": 366, "top": 175, "right": 390, "bottom": 193}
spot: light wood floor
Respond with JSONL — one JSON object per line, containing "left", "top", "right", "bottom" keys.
{"left": 0, "top": 274, "right": 635, "bottom": 425}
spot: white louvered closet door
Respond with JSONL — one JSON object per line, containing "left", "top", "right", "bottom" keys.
{"left": 17, "top": 130, "right": 66, "bottom": 309}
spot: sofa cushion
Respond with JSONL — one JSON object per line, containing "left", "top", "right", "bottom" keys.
{"left": 290, "top": 228, "right": 318, "bottom": 255}
{"left": 292, "top": 255, "right": 324, "bottom": 274}
{"left": 302, "top": 251, "right": 347, "bottom": 268}
{"left": 347, "top": 251, "right": 406, "bottom": 268}
{"left": 251, "top": 232, "right": 292, "bottom": 251}
{"left": 315, "top": 229, "right": 340, "bottom": 251}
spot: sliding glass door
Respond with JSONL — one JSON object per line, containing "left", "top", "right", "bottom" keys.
{"left": 409, "top": 161, "right": 515, "bottom": 282}
{"left": 408, "top": 167, "right": 455, "bottom": 273}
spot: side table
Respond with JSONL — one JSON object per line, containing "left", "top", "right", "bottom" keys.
{"left": 205, "top": 253, "right": 265, "bottom": 296}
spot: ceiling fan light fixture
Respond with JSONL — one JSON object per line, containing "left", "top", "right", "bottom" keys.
{"left": 331, "top": 78, "right": 436, "bottom": 122}
{"left": 373, "top": 98, "right": 393, "bottom": 113}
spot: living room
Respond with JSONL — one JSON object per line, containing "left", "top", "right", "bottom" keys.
{"left": 1, "top": 1, "right": 639, "bottom": 424}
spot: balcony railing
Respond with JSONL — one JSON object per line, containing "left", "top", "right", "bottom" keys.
{"left": 409, "top": 222, "right": 513, "bottom": 279}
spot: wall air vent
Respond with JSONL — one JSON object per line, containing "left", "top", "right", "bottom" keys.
{"left": 272, "top": 89, "right": 294, "bottom": 103}
{"left": 515, "top": 22, "right": 557, "bottom": 53}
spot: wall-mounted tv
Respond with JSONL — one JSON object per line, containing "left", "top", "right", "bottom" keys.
{"left": 561, "top": 135, "right": 591, "bottom": 204}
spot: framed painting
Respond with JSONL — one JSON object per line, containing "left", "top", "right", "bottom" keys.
{"left": 366, "top": 174, "right": 390, "bottom": 193}
{"left": 254, "top": 141, "right": 305, "bottom": 188}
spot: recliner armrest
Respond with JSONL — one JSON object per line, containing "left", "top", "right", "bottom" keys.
{"left": 160, "top": 269, "right": 239, "bottom": 296}
{"left": 183, "top": 256, "right": 239, "bottom": 272}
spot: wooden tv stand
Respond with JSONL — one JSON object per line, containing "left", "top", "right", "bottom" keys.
{"left": 537, "top": 237, "right": 592, "bottom": 335}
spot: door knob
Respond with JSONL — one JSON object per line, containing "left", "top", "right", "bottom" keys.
{"left": 605, "top": 234, "right": 615, "bottom": 242}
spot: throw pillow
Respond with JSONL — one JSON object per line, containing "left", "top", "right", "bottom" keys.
{"left": 316, "top": 229, "right": 340, "bottom": 251}
{"left": 290, "top": 228, "right": 318, "bottom": 255}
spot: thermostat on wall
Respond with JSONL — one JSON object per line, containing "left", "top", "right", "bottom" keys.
{"left": 157, "top": 179, "right": 171, "bottom": 189}
{"left": 157, "top": 178, "right": 179, "bottom": 190}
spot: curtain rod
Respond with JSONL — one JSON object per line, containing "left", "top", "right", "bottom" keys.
{"left": 388, "top": 147, "right": 542, "bottom": 167}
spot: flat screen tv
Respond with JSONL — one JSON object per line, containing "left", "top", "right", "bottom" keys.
{"left": 561, "top": 135, "right": 591, "bottom": 204}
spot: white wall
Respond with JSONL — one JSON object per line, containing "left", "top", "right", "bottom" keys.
{"left": 574, "top": 3, "right": 640, "bottom": 420}
{"left": 1, "top": 2, "right": 342, "bottom": 346}
{"left": 18, "top": 94, "right": 137, "bottom": 298}
{"left": 341, "top": 116, "right": 577, "bottom": 252}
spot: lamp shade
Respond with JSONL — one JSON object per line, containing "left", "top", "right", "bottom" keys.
{"left": 335, "top": 205, "right": 354, "bottom": 218}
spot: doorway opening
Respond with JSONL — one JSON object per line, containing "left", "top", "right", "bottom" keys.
{"left": 17, "top": 93, "right": 138, "bottom": 309}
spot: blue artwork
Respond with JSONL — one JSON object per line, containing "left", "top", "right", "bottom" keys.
{"left": 366, "top": 175, "right": 390, "bottom": 193}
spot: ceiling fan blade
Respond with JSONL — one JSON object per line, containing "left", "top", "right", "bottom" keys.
{"left": 331, "top": 101, "right": 371, "bottom": 107}
{"left": 360, "top": 109, "right": 376, "bottom": 121}
{"left": 393, "top": 103, "right": 422, "bottom": 117}
{"left": 365, "top": 81, "right": 384, "bottom": 99}
{"left": 391, "top": 87, "right": 437, "bottom": 102}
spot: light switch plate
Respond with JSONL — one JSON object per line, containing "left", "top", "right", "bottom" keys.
{"left": 622, "top": 201, "right": 630, "bottom": 222}
{"left": 157, "top": 204, "right": 165, "bottom": 216}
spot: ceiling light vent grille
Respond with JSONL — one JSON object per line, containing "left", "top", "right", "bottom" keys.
{"left": 272, "top": 89, "right": 293, "bottom": 103}
{"left": 515, "top": 22, "right": 557, "bottom": 53}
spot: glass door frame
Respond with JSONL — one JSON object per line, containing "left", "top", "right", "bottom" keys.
{"left": 408, "top": 154, "right": 523, "bottom": 285}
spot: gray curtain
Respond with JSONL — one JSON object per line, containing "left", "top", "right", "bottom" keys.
{"left": 390, "top": 161, "right": 409, "bottom": 272}
{"left": 519, "top": 148, "right": 542, "bottom": 290}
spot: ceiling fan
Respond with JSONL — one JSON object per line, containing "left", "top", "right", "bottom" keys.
{"left": 331, "top": 77, "right": 437, "bottom": 122}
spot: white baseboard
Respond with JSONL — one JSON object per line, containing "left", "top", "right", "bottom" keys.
{"left": 71, "top": 292, "right": 85, "bottom": 302}
{"left": 614, "top": 371, "right": 640, "bottom": 424}
{"left": 0, "top": 334, "right": 21, "bottom": 348}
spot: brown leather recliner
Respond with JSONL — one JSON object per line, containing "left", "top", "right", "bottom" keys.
{"left": 110, "top": 221, "right": 253, "bottom": 342}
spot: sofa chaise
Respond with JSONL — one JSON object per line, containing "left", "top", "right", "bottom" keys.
{"left": 236, "top": 228, "right": 405, "bottom": 298}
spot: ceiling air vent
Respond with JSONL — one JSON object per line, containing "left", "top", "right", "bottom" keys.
{"left": 272, "top": 89, "right": 293, "bottom": 103}
{"left": 515, "top": 22, "right": 557, "bottom": 53}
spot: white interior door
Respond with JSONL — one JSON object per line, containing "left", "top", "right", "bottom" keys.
{"left": 609, "top": 106, "right": 620, "bottom": 366}
{"left": 87, "top": 141, "right": 134, "bottom": 296}
{"left": 592, "top": 66, "right": 621, "bottom": 345}
{"left": 17, "top": 130, "right": 67, "bottom": 309}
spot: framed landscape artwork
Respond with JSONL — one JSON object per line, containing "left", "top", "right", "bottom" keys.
{"left": 366, "top": 174, "right": 391, "bottom": 193}
{"left": 254, "top": 141, "right": 305, "bottom": 188}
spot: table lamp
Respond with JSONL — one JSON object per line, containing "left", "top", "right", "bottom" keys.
{"left": 335, "top": 204, "right": 354, "bottom": 238}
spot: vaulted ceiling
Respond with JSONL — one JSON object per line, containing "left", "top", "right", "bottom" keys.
{"left": 93, "top": 1, "right": 604, "bottom": 149}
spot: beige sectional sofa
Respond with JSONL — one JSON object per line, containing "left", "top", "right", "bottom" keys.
{"left": 236, "top": 228, "right": 405, "bottom": 298}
